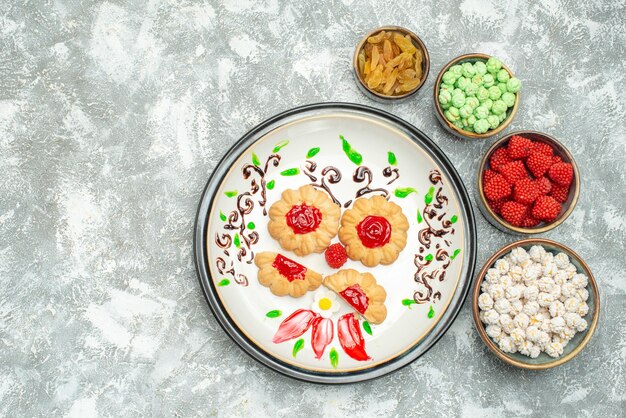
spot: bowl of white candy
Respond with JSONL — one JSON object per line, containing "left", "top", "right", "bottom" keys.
{"left": 472, "top": 238, "right": 599, "bottom": 369}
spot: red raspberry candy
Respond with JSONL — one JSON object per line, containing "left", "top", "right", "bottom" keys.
{"left": 501, "top": 201, "right": 529, "bottom": 227}
{"left": 513, "top": 178, "right": 540, "bottom": 205}
{"left": 535, "top": 177, "right": 552, "bottom": 195}
{"left": 521, "top": 215, "right": 541, "bottom": 228}
{"left": 325, "top": 243, "right": 347, "bottom": 269}
{"left": 490, "top": 147, "right": 512, "bottom": 172}
{"left": 488, "top": 198, "right": 507, "bottom": 215}
{"left": 500, "top": 160, "right": 529, "bottom": 184}
{"left": 484, "top": 173, "right": 512, "bottom": 201}
{"left": 507, "top": 135, "right": 533, "bottom": 159}
{"left": 483, "top": 169, "right": 498, "bottom": 184}
{"left": 532, "top": 196, "right": 562, "bottom": 222}
{"left": 549, "top": 184, "right": 569, "bottom": 203}
{"left": 526, "top": 151, "right": 553, "bottom": 178}
{"left": 531, "top": 141, "right": 554, "bottom": 156}
{"left": 548, "top": 162, "right": 574, "bottom": 186}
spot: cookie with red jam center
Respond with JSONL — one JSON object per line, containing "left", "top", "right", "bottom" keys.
{"left": 255, "top": 252, "right": 322, "bottom": 297}
{"left": 323, "top": 269, "right": 387, "bottom": 324}
{"left": 339, "top": 195, "right": 409, "bottom": 267}
{"left": 268, "top": 185, "right": 341, "bottom": 256}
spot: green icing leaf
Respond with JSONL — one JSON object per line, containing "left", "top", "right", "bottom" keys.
{"left": 273, "top": 139, "right": 289, "bottom": 153}
{"left": 224, "top": 190, "right": 238, "bottom": 198}
{"left": 424, "top": 186, "right": 435, "bottom": 204}
{"left": 266, "top": 179, "right": 275, "bottom": 190}
{"left": 217, "top": 279, "right": 230, "bottom": 287}
{"left": 252, "top": 152, "right": 261, "bottom": 167}
{"left": 339, "top": 134, "right": 363, "bottom": 165}
{"left": 450, "top": 248, "right": 461, "bottom": 260}
{"left": 292, "top": 338, "right": 305, "bottom": 358}
{"left": 247, "top": 222, "right": 255, "bottom": 230}
{"left": 450, "top": 215, "right": 458, "bottom": 224}
{"left": 388, "top": 151, "right": 397, "bottom": 166}
{"left": 306, "top": 147, "right": 320, "bottom": 158}
{"left": 416, "top": 210, "right": 423, "bottom": 224}
{"left": 425, "top": 253, "right": 434, "bottom": 262}
{"left": 329, "top": 347, "right": 338, "bottom": 368}
{"left": 266, "top": 310, "right": 282, "bottom": 318}
{"left": 219, "top": 211, "right": 227, "bottom": 221}
{"left": 394, "top": 187, "right": 417, "bottom": 198}
{"left": 402, "top": 298, "right": 417, "bottom": 308}
{"left": 362, "top": 321, "right": 372, "bottom": 336}
{"left": 428, "top": 306, "right": 435, "bottom": 319}
{"left": 234, "top": 233, "right": 240, "bottom": 248}
{"left": 280, "top": 168, "right": 300, "bottom": 176}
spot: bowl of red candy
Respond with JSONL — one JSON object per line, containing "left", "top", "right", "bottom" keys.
{"left": 477, "top": 131, "right": 580, "bottom": 234}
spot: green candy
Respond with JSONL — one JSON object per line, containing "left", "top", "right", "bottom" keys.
{"left": 488, "top": 86, "right": 502, "bottom": 100}
{"left": 455, "top": 76, "right": 469, "bottom": 90}
{"left": 449, "top": 64, "right": 463, "bottom": 77}
{"left": 492, "top": 99, "right": 507, "bottom": 115}
{"left": 486, "top": 57, "right": 502, "bottom": 74}
{"left": 474, "top": 118, "right": 490, "bottom": 134}
{"left": 474, "top": 61, "right": 487, "bottom": 75}
{"left": 482, "top": 98, "right": 493, "bottom": 110}
{"left": 439, "top": 90, "right": 452, "bottom": 105}
{"left": 483, "top": 74, "right": 495, "bottom": 88}
{"left": 472, "top": 74, "right": 483, "bottom": 86}
{"left": 487, "top": 114, "right": 500, "bottom": 129}
{"left": 497, "top": 68, "right": 510, "bottom": 83}
{"left": 465, "top": 82, "right": 478, "bottom": 97}
{"left": 459, "top": 104, "right": 473, "bottom": 118}
{"left": 451, "top": 92, "right": 465, "bottom": 108}
{"left": 461, "top": 117, "right": 469, "bottom": 127}
{"left": 465, "top": 124, "right": 475, "bottom": 132}
{"left": 502, "top": 91, "right": 516, "bottom": 107}
{"left": 441, "top": 101, "right": 451, "bottom": 110}
{"left": 445, "top": 106, "right": 460, "bottom": 122}
{"left": 465, "top": 96, "right": 479, "bottom": 109}
{"left": 506, "top": 77, "right": 521, "bottom": 93}
{"left": 474, "top": 105, "right": 489, "bottom": 119}
{"left": 442, "top": 71, "right": 458, "bottom": 85}
{"left": 462, "top": 62, "right": 476, "bottom": 78}
{"left": 498, "top": 112, "right": 507, "bottom": 122}
{"left": 440, "top": 83, "right": 454, "bottom": 92}
{"left": 476, "top": 86, "right": 489, "bottom": 102}
{"left": 467, "top": 115, "right": 477, "bottom": 126}
{"left": 498, "top": 82, "right": 508, "bottom": 94}
{"left": 453, "top": 88, "right": 464, "bottom": 97}
{"left": 453, "top": 120, "right": 464, "bottom": 130}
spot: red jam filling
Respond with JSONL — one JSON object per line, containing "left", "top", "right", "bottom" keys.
{"left": 339, "top": 284, "right": 369, "bottom": 315}
{"left": 272, "top": 254, "right": 307, "bottom": 282}
{"left": 356, "top": 215, "right": 391, "bottom": 248}
{"left": 285, "top": 203, "right": 322, "bottom": 234}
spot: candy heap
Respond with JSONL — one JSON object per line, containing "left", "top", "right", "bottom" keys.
{"left": 482, "top": 135, "right": 574, "bottom": 227}
{"left": 479, "top": 245, "right": 590, "bottom": 358}
{"left": 438, "top": 57, "right": 520, "bottom": 134}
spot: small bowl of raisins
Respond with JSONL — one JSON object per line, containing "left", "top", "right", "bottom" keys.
{"left": 353, "top": 26, "right": 430, "bottom": 102}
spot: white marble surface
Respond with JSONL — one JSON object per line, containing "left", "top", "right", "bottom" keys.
{"left": 1, "top": 0, "right": 625, "bottom": 416}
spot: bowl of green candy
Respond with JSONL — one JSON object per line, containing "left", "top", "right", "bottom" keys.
{"left": 434, "top": 53, "right": 521, "bottom": 139}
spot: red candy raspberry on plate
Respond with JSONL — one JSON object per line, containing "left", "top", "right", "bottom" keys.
{"left": 501, "top": 201, "right": 529, "bottom": 227}
{"left": 513, "top": 178, "right": 540, "bottom": 205}
{"left": 489, "top": 147, "right": 512, "bottom": 172}
{"left": 532, "top": 196, "right": 562, "bottom": 222}
{"left": 548, "top": 162, "right": 574, "bottom": 186}
{"left": 500, "top": 160, "right": 529, "bottom": 184}
{"left": 507, "top": 135, "right": 533, "bottom": 159}
{"left": 325, "top": 243, "right": 348, "bottom": 269}
{"left": 526, "top": 151, "right": 553, "bottom": 178}
{"left": 484, "top": 173, "right": 512, "bottom": 201}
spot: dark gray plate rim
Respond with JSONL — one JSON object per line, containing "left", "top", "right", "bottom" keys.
{"left": 193, "top": 102, "right": 477, "bottom": 384}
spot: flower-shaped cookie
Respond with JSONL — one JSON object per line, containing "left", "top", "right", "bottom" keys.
{"left": 339, "top": 195, "right": 409, "bottom": 267}
{"left": 268, "top": 185, "right": 340, "bottom": 256}
{"left": 323, "top": 269, "right": 387, "bottom": 324}
{"left": 255, "top": 252, "right": 322, "bottom": 297}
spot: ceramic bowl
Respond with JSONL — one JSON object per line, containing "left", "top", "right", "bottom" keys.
{"left": 472, "top": 238, "right": 599, "bottom": 370}
{"left": 433, "top": 53, "right": 519, "bottom": 139}
{"left": 477, "top": 130, "right": 580, "bottom": 234}
{"left": 353, "top": 26, "right": 430, "bottom": 102}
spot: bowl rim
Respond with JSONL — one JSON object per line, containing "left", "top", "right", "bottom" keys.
{"left": 477, "top": 130, "right": 581, "bottom": 234}
{"left": 353, "top": 25, "right": 430, "bottom": 100}
{"left": 471, "top": 237, "right": 600, "bottom": 370}
{"left": 433, "top": 53, "right": 520, "bottom": 139}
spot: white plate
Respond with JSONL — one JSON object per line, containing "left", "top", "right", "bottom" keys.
{"left": 194, "top": 103, "right": 476, "bottom": 383}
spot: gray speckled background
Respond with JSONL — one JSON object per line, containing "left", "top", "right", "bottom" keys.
{"left": 1, "top": 0, "right": 625, "bottom": 416}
